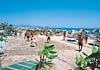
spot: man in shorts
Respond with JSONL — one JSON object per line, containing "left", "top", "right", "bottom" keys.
{"left": 78, "top": 34, "right": 83, "bottom": 51}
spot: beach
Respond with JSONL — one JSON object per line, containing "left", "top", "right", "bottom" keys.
{"left": 0, "top": 31, "right": 94, "bottom": 70}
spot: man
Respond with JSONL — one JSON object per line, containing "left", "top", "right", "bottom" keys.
{"left": 26, "top": 30, "right": 31, "bottom": 42}
{"left": 14, "top": 31, "right": 17, "bottom": 37}
{"left": 78, "top": 34, "right": 83, "bottom": 51}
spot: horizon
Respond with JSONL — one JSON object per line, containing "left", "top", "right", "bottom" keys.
{"left": 14, "top": 25, "right": 100, "bottom": 29}
{"left": 0, "top": 0, "right": 100, "bottom": 28}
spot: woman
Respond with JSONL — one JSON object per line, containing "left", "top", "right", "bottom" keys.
{"left": 63, "top": 31, "right": 66, "bottom": 40}
{"left": 30, "top": 35, "right": 37, "bottom": 47}
{"left": 84, "top": 33, "right": 88, "bottom": 44}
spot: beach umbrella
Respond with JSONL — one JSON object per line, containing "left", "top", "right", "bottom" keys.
{"left": 50, "top": 29, "right": 53, "bottom": 32}
{"left": 93, "top": 29, "right": 96, "bottom": 33}
{"left": 97, "top": 29, "right": 100, "bottom": 33}
{"left": 71, "top": 30, "right": 76, "bottom": 35}
{"left": 79, "top": 29, "right": 83, "bottom": 33}
{"left": 56, "top": 29, "right": 60, "bottom": 32}
{"left": 99, "top": 30, "right": 100, "bottom": 33}
{"left": 85, "top": 30, "right": 89, "bottom": 33}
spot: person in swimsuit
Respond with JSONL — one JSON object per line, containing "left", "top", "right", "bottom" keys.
{"left": 14, "top": 31, "right": 17, "bottom": 37}
{"left": 26, "top": 30, "right": 31, "bottom": 42}
{"left": 30, "top": 35, "right": 37, "bottom": 47}
{"left": 78, "top": 34, "right": 83, "bottom": 51}
{"left": 63, "top": 31, "right": 66, "bottom": 40}
{"left": 47, "top": 35, "right": 51, "bottom": 43}
{"left": 84, "top": 33, "right": 88, "bottom": 44}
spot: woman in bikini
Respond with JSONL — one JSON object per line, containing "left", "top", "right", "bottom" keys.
{"left": 84, "top": 33, "right": 88, "bottom": 44}
{"left": 63, "top": 31, "right": 66, "bottom": 40}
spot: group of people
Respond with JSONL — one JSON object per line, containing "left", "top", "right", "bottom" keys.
{"left": 63, "top": 31, "right": 100, "bottom": 52}
{"left": 24, "top": 30, "right": 37, "bottom": 47}
{"left": 24, "top": 29, "right": 100, "bottom": 52}
{"left": 24, "top": 29, "right": 51, "bottom": 47}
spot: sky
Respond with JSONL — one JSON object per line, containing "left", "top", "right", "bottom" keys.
{"left": 0, "top": 0, "right": 100, "bottom": 28}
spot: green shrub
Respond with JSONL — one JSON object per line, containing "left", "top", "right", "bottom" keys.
{"left": 35, "top": 43, "right": 57, "bottom": 70}
{"left": 76, "top": 45, "right": 100, "bottom": 70}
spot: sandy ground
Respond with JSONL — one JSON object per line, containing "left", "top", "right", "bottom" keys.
{"left": 1, "top": 32, "right": 93, "bottom": 70}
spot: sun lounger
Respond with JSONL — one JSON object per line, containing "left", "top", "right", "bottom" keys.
{"left": 67, "top": 39, "right": 76, "bottom": 42}
{"left": 88, "top": 43, "right": 99, "bottom": 47}
{"left": 55, "top": 33, "right": 62, "bottom": 36}
{"left": 89, "top": 35, "right": 97, "bottom": 40}
{"left": 67, "top": 34, "right": 77, "bottom": 38}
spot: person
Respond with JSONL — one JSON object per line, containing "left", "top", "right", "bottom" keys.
{"left": 84, "top": 33, "right": 88, "bottom": 44}
{"left": 0, "top": 41, "right": 6, "bottom": 54}
{"left": 19, "top": 30, "right": 22, "bottom": 36}
{"left": 63, "top": 31, "right": 66, "bottom": 40}
{"left": 47, "top": 35, "right": 51, "bottom": 43}
{"left": 26, "top": 30, "right": 31, "bottom": 42}
{"left": 78, "top": 34, "right": 83, "bottom": 51}
{"left": 30, "top": 35, "right": 37, "bottom": 47}
{"left": 24, "top": 31, "right": 27, "bottom": 39}
{"left": 14, "top": 32, "right": 17, "bottom": 37}
{"left": 95, "top": 34, "right": 100, "bottom": 45}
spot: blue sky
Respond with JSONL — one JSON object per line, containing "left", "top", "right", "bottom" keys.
{"left": 0, "top": 0, "right": 100, "bottom": 28}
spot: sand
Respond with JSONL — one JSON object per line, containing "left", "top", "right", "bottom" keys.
{"left": 1, "top": 32, "right": 93, "bottom": 70}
